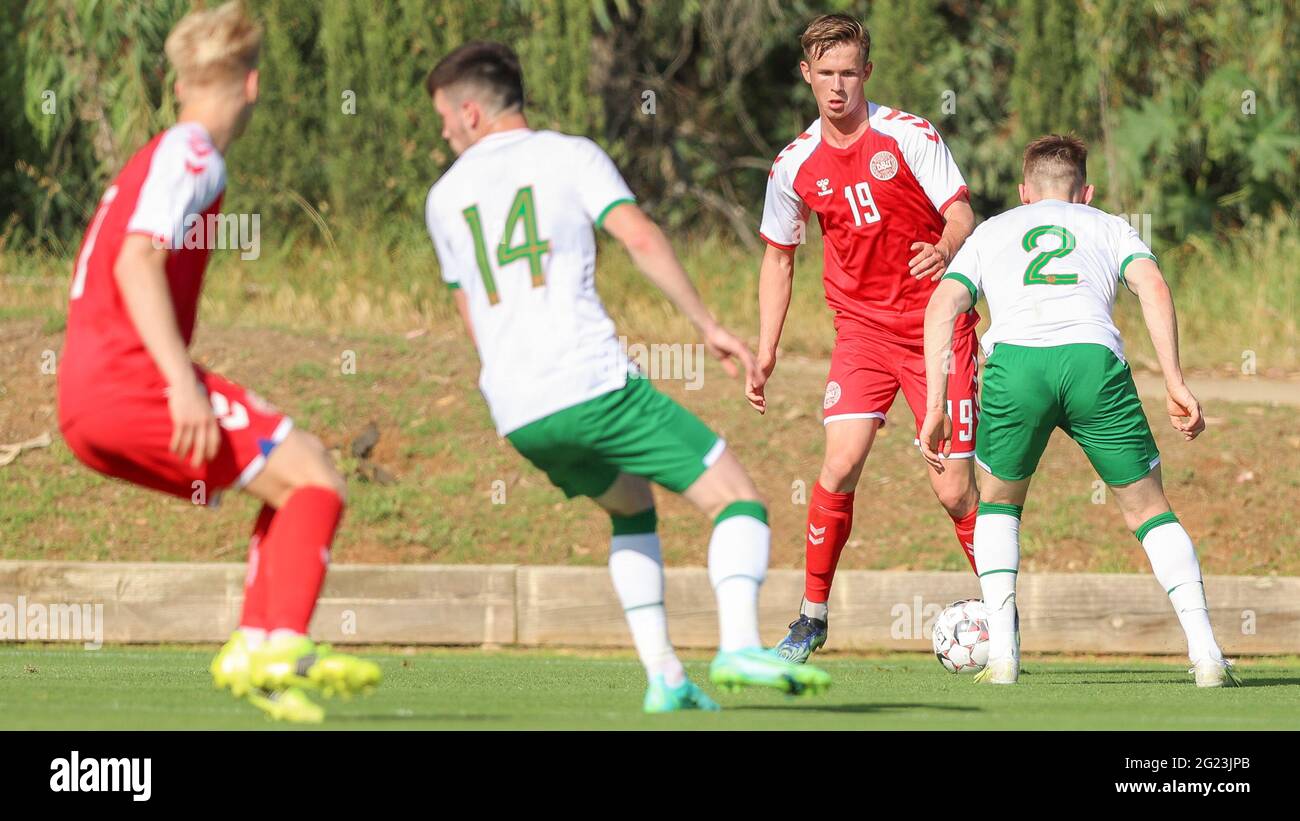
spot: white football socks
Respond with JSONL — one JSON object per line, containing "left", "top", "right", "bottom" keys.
{"left": 1137, "top": 513, "right": 1223, "bottom": 663}
{"left": 609, "top": 527, "right": 685, "bottom": 686}
{"left": 801, "top": 598, "right": 829, "bottom": 622}
{"left": 708, "top": 504, "right": 771, "bottom": 653}
{"left": 975, "top": 504, "right": 1022, "bottom": 662}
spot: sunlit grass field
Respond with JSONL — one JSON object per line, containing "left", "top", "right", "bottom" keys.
{"left": 4, "top": 646, "right": 1299, "bottom": 730}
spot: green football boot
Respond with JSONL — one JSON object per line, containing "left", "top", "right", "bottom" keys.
{"left": 709, "top": 647, "right": 832, "bottom": 696}
{"left": 210, "top": 630, "right": 255, "bottom": 697}
{"left": 643, "top": 676, "right": 722, "bottom": 714}
{"left": 246, "top": 686, "right": 325, "bottom": 724}
{"left": 249, "top": 635, "right": 382, "bottom": 699}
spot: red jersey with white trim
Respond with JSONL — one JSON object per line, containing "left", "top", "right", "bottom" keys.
{"left": 59, "top": 122, "right": 226, "bottom": 425}
{"left": 759, "top": 102, "right": 977, "bottom": 343}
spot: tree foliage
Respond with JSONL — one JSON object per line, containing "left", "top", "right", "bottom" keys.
{"left": 2, "top": 0, "right": 1296, "bottom": 251}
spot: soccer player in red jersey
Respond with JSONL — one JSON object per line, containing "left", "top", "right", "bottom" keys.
{"left": 56, "top": 1, "right": 377, "bottom": 722}
{"left": 746, "top": 15, "right": 981, "bottom": 661}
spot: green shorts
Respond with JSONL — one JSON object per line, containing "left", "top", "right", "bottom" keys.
{"left": 975, "top": 343, "right": 1160, "bottom": 486}
{"left": 505, "top": 376, "right": 723, "bottom": 498}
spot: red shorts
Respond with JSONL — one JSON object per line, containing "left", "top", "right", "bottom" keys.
{"left": 822, "top": 323, "right": 979, "bottom": 457}
{"left": 60, "top": 366, "right": 293, "bottom": 505}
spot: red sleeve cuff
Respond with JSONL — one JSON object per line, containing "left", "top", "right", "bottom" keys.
{"left": 759, "top": 231, "right": 798, "bottom": 251}
{"left": 937, "top": 186, "right": 970, "bottom": 216}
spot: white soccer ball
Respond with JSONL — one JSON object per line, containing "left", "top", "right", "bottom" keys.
{"left": 931, "top": 598, "right": 990, "bottom": 674}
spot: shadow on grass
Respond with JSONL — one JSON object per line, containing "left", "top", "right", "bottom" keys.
{"left": 1040, "top": 668, "right": 1300, "bottom": 687}
{"left": 1231, "top": 677, "right": 1300, "bottom": 688}
{"left": 730, "top": 702, "right": 980, "bottom": 715}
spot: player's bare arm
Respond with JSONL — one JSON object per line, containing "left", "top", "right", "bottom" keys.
{"left": 452, "top": 287, "right": 476, "bottom": 347}
{"left": 1124, "top": 257, "right": 1205, "bottom": 441}
{"left": 602, "top": 202, "right": 756, "bottom": 384}
{"left": 909, "top": 198, "right": 975, "bottom": 282}
{"left": 919, "top": 278, "right": 974, "bottom": 471}
{"left": 113, "top": 233, "right": 219, "bottom": 468}
{"left": 748, "top": 243, "right": 797, "bottom": 414}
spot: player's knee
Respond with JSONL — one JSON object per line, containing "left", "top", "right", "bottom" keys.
{"left": 603, "top": 496, "right": 652, "bottom": 518}
{"left": 598, "top": 474, "right": 654, "bottom": 518}
{"left": 285, "top": 433, "right": 347, "bottom": 501}
{"left": 821, "top": 451, "right": 864, "bottom": 489}
{"left": 716, "top": 462, "right": 764, "bottom": 510}
{"left": 934, "top": 480, "right": 977, "bottom": 518}
{"left": 1120, "top": 503, "right": 1169, "bottom": 533}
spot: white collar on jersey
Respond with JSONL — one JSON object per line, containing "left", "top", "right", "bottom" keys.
{"left": 174, "top": 119, "right": 215, "bottom": 143}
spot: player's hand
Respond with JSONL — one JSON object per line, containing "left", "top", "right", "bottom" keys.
{"left": 746, "top": 353, "right": 777, "bottom": 414}
{"left": 169, "top": 382, "right": 221, "bottom": 468}
{"left": 703, "top": 323, "right": 757, "bottom": 386}
{"left": 908, "top": 239, "right": 950, "bottom": 282}
{"left": 919, "top": 408, "right": 953, "bottom": 472}
{"left": 1166, "top": 382, "right": 1205, "bottom": 441}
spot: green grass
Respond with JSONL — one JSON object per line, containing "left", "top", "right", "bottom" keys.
{"left": 3, "top": 645, "right": 1299, "bottom": 730}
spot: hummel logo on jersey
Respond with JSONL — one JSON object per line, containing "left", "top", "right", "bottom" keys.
{"left": 209, "top": 392, "right": 249, "bottom": 431}
{"left": 808, "top": 524, "right": 827, "bottom": 545}
{"left": 816, "top": 178, "right": 833, "bottom": 196}
{"left": 881, "top": 109, "right": 940, "bottom": 143}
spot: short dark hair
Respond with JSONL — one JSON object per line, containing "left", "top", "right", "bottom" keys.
{"left": 800, "top": 14, "right": 871, "bottom": 63}
{"left": 425, "top": 41, "right": 524, "bottom": 113}
{"left": 1023, "top": 134, "right": 1088, "bottom": 190}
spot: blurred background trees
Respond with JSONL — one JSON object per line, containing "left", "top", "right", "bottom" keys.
{"left": 3, "top": 0, "right": 1297, "bottom": 253}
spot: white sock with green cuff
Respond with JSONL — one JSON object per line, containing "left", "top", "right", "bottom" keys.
{"left": 975, "top": 502, "right": 1022, "bottom": 662}
{"left": 708, "top": 502, "right": 771, "bottom": 653}
{"left": 1136, "top": 512, "right": 1222, "bottom": 663}
{"left": 610, "top": 510, "right": 685, "bottom": 686}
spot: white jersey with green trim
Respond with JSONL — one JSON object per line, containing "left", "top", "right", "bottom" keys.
{"left": 944, "top": 199, "right": 1154, "bottom": 361}
{"left": 425, "top": 128, "right": 636, "bottom": 435}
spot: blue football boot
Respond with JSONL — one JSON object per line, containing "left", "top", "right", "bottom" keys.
{"left": 772, "top": 614, "right": 828, "bottom": 664}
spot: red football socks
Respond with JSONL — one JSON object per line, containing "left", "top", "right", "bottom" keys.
{"left": 238, "top": 504, "right": 276, "bottom": 630}
{"left": 804, "top": 482, "right": 856, "bottom": 604}
{"left": 261, "top": 487, "right": 344, "bottom": 635}
{"left": 952, "top": 507, "right": 978, "bottom": 573}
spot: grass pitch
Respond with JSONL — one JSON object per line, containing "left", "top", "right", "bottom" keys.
{"left": 4, "top": 645, "right": 1299, "bottom": 730}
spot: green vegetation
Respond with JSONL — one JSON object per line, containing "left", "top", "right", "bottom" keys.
{"left": 3, "top": 1, "right": 1296, "bottom": 249}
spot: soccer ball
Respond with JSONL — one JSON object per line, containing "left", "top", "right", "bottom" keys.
{"left": 931, "top": 598, "right": 990, "bottom": 674}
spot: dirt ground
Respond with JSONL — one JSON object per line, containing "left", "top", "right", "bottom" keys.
{"left": 2, "top": 317, "right": 1296, "bottom": 573}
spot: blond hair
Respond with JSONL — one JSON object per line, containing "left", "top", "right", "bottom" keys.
{"left": 800, "top": 14, "right": 871, "bottom": 63}
{"left": 165, "top": 1, "right": 262, "bottom": 88}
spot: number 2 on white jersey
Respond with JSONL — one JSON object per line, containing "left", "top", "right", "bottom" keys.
{"left": 71, "top": 185, "right": 119, "bottom": 300}
{"left": 843, "top": 181, "right": 881, "bottom": 227}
